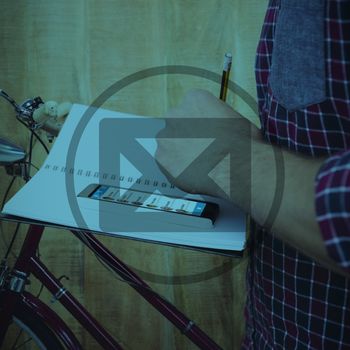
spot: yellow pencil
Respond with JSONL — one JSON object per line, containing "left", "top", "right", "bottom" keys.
{"left": 219, "top": 52, "right": 232, "bottom": 102}
{"left": 219, "top": 53, "right": 250, "bottom": 244}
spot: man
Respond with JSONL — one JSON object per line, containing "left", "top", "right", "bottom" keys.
{"left": 156, "top": 0, "right": 350, "bottom": 348}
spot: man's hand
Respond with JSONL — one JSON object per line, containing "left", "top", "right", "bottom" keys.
{"left": 155, "top": 89, "right": 259, "bottom": 200}
{"left": 155, "top": 89, "right": 349, "bottom": 275}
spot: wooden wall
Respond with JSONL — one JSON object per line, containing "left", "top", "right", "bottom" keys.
{"left": 0, "top": 1, "right": 267, "bottom": 349}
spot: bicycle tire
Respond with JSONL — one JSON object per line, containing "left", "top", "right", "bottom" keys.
{"left": 4, "top": 303, "right": 64, "bottom": 350}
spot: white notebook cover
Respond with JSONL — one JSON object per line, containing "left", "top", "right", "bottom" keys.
{"left": 2, "top": 104, "right": 246, "bottom": 252}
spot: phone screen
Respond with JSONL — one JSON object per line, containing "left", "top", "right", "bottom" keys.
{"left": 88, "top": 185, "right": 207, "bottom": 216}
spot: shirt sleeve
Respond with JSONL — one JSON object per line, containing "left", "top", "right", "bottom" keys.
{"left": 315, "top": 150, "right": 350, "bottom": 273}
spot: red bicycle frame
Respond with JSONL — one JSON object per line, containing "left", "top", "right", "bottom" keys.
{"left": 0, "top": 223, "right": 223, "bottom": 349}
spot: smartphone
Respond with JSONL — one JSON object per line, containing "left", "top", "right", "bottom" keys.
{"left": 78, "top": 184, "right": 219, "bottom": 224}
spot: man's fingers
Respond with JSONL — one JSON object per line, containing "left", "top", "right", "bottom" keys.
{"left": 33, "top": 101, "right": 72, "bottom": 136}
{"left": 32, "top": 105, "right": 49, "bottom": 124}
{"left": 33, "top": 101, "right": 71, "bottom": 123}
{"left": 57, "top": 102, "right": 72, "bottom": 119}
{"left": 44, "top": 101, "right": 58, "bottom": 117}
{"left": 42, "top": 119, "right": 60, "bottom": 136}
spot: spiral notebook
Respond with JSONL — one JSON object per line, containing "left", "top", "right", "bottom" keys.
{"left": 2, "top": 104, "right": 246, "bottom": 255}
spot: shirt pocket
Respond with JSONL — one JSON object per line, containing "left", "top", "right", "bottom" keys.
{"left": 269, "top": 0, "right": 326, "bottom": 111}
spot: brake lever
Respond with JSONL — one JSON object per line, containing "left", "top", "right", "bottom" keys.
{"left": 18, "top": 96, "right": 45, "bottom": 128}
{"left": 0, "top": 89, "right": 44, "bottom": 129}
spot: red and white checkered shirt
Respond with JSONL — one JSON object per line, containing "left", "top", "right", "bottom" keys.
{"left": 243, "top": 0, "right": 350, "bottom": 348}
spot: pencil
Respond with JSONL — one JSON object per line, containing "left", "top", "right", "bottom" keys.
{"left": 219, "top": 52, "right": 232, "bottom": 102}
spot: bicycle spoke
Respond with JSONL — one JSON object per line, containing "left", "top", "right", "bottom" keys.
{"left": 10, "top": 328, "right": 23, "bottom": 349}
{"left": 13, "top": 336, "right": 33, "bottom": 349}
{"left": 10, "top": 326, "right": 35, "bottom": 350}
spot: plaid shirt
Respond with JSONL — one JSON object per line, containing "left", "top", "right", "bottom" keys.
{"left": 243, "top": 0, "right": 350, "bottom": 349}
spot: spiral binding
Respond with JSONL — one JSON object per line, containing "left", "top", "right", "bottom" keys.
{"left": 43, "top": 164, "right": 175, "bottom": 189}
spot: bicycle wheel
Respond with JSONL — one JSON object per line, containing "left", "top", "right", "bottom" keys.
{"left": 3, "top": 303, "right": 63, "bottom": 350}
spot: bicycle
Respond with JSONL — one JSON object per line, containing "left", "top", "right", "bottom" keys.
{"left": 0, "top": 91, "right": 223, "bottom": 349}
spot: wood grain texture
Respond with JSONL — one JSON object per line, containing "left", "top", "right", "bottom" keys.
{"left": 0, "top": 1, "right": 267, "bottom": 349}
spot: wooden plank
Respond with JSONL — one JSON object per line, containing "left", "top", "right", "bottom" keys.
{"left": 0, "top": 1, "right": 268, "bottom": 348}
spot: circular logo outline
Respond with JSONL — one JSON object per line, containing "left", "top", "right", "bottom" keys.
{"left": 65, "top": 65, "right": 284, "bottom": 284}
